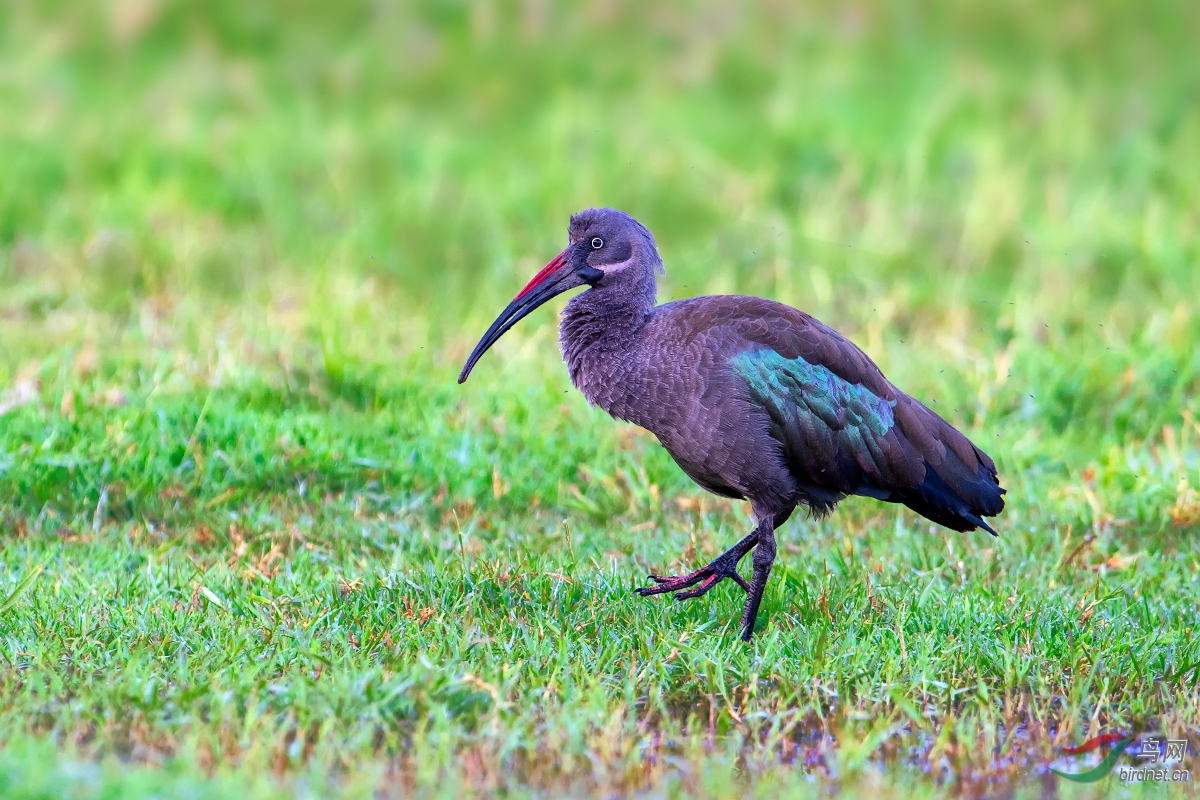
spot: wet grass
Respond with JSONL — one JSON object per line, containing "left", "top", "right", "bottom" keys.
{"left": 2, "top": 0, "right": 1200, "bottom": 797}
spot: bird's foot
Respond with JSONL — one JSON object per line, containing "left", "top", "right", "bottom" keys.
{"left": 635, "top": 552, "right": 751, "bottom": 601}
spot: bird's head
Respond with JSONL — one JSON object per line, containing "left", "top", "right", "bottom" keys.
{"left": 458, "top": 207, "right": 662, "bottom": 383}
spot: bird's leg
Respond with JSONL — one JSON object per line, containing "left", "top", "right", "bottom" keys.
{"left": 739, "top": 516, "right": 779, "bottom": 641}
{"left": 635, "top": 530, "right": 757, "bottom": 600}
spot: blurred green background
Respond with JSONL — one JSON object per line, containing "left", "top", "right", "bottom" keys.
{"left": 4, "top": 0, "right": 1197, "bottom": 357}
{"left": 2, "top": 2, "right": 1200, "bottom": 797}
{"left": 4, "top": 0, "right": 1199, "bottom": 521}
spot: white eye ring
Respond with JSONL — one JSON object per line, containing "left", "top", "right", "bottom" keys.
{"left": 591, "top": 237, "right": 603, "bottom": 249}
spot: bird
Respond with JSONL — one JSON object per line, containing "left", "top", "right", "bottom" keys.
{"left": 458, "top": 208, "right": 1005, "bottom": 641}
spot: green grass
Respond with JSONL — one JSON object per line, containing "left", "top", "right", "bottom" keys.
{"left": 2, "top": 1, "right": 1200, "bottom": 797}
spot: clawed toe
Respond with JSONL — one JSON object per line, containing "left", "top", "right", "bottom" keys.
{"left": 635, "top": 573, "right": 698, "bottom": 597}
{"left": 635, "top": 562, "right": 747, "bottom": 600}
{"left": 728, "top": 571, "right": 751, "bottom": 593}
{"left": 672, "top": 574, "right": 719, "bottom": 600}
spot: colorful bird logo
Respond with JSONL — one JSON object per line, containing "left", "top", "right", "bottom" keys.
{"left": 1050, "top": 733, "right": 1134, "bottom": 783}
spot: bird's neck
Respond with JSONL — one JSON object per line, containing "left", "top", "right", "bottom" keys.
{"left": 559, "top": 273, "right": 656, "bottom": 409}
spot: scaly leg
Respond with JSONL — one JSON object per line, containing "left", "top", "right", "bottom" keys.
{"left": 738, "top": 518, "right": 777, "bottom": 641}
{"left": 637, "top": 508, "right": 791, "bottom": 639}
{"left": 635, "top": 530, "right": 757, "bottom": 600}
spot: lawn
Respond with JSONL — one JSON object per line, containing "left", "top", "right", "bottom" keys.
{"left": 1, "top": 1, "right": 1199, "bottom": 797}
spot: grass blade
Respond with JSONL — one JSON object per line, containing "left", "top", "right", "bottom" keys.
{"left": 0, "top": 559, "right": 48, "bottom": 615}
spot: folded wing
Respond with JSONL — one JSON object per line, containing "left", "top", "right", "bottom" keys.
{"left": 716, "top": 298, "right": 1005, "bottom": 533}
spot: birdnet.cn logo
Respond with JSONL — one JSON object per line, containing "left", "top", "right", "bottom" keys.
{"left": 1051, "top": 733, "right": 1193, "bottom": 783}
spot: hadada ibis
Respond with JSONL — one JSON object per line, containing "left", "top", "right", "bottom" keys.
{"left": 459, "top": 208, "right": 1005, "bottom": 640}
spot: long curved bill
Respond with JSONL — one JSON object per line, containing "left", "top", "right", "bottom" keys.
{"left": 458, "top": 249, "right": 576, "bottom": 384}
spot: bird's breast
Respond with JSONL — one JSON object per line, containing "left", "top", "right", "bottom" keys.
{"left": 570, "top": 335, "right": 714, "bottom": 438}
{"left": 569, "top": 347, "right": 656, "bottom": 426}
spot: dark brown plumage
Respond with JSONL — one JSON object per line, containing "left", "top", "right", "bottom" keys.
{"left": 460, "top": 208, "right": 1005, "bottom": 640}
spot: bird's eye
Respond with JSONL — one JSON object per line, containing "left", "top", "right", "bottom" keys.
{"left": 591, "top": 237, "right": 604, "bottom": 249}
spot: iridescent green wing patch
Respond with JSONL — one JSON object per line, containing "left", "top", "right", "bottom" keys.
{"left": 731, "top": 349, "right": 899, "bottom": 486}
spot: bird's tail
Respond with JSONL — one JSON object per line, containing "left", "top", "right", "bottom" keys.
{"left": 890, "top": 398, "right": 1006, "bottom": 535}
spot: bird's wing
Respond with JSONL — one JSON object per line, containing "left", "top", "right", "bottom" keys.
{"left": 697, "top": 297, "right": 1005, "bottom": 532}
